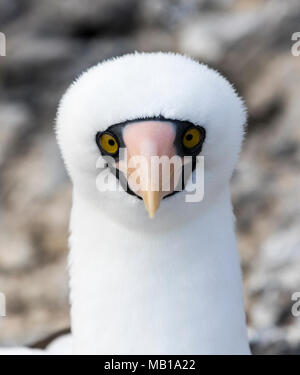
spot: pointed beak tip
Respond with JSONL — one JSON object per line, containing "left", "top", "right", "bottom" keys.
{"left": 145, "top": 202, "right": 159, "bottom": 219}
{"left": 148, "top": 210, "right": 156, "bottom": 219}
{"left": 142, "top": 190, "right": 162, "bottom": 220}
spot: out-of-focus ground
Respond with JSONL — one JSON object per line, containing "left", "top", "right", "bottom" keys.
{"left": 0, "top": 0, "right": 300, "bottom": 354}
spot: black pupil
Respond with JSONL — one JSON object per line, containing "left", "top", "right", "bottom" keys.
{"left": 186, "top": 134, "right": 193, "bottom": 141}
{"left": 108, "top": 139, "right": 115, "bottom": 146}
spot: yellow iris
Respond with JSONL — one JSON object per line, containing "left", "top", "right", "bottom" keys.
{"left": 100, "top": 133, "right": 119, "bottom": 155}
{"left": 182, "top": 127, "right": 201, "bottom": 149}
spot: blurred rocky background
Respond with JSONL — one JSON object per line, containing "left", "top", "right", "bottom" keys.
{"left": 0, "top": 0, "right": 300, "bottom": 354}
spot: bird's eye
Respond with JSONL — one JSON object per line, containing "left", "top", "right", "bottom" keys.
{"left": 182, "top": 127, "right": 203, "bottom": 150}
{"left": 98, "top": 132, "right": 119, "bottom": 155}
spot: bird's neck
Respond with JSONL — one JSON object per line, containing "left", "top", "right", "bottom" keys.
{"left": 69, "top": 190, "right": 250, "bottom": 354}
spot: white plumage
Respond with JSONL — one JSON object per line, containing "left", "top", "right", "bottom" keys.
{"left": 57, "top": 52, "right": 249, "bottom": 354}
{"left": 1, "top": 52, "right": 250, "bottom": 355}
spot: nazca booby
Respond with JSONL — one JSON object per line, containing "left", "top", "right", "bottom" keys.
{"left": 1, "top": 52, "right": 250, "bottom": 355}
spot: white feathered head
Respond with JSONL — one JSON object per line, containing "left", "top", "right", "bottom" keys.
{"left": 56, "top": 52, "right": 246, "bottom": 228}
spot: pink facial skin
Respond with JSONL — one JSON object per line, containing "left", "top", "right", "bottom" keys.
{"left": 123, "top": 121, "right": 176, "bottom": 160}
{"left": 119, "top": 121, "right": 177, "bottom": 196}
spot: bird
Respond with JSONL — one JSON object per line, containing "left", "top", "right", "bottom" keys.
{"left": 0, "top": 52, "right": 250, "bottom": 355}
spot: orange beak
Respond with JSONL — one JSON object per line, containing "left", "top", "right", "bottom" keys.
{"left": 118, "top": 121, "right": 180, "bottom": 218}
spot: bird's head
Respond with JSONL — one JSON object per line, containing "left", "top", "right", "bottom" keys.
{"left": 56, "top": 53, "right": 246, "bottom": 230}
